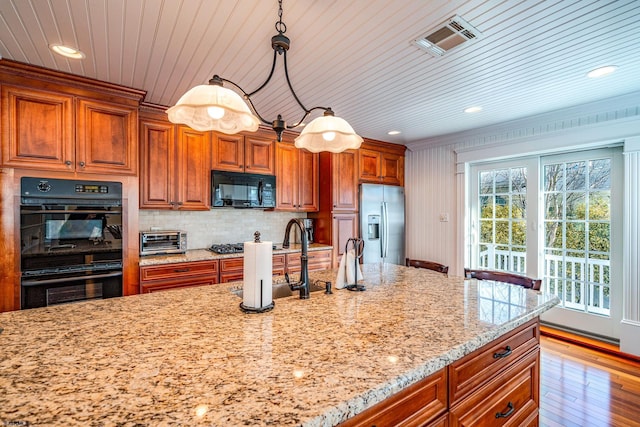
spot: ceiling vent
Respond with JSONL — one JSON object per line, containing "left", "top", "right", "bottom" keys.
{"left": 413, "top": 15, "right": 481, "bottom": 57}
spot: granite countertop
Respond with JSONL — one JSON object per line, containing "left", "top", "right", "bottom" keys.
{"left": 0, "top": 264, "right": 559, "bottom": 426}
{"left": 139, "top": 243, "right": 332, "bottom": 266}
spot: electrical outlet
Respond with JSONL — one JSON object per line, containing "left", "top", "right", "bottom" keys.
{"left": 439, "top": 213, "right": 449, "bottom": 222}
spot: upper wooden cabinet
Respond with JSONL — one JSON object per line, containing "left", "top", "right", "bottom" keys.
{"left": 211, "top": 131, "right": 275, "bottom": 175}
{"left": 331, "top": 150, "right": 359, "bottom": 211}
{"left": 358, "top": 147, "right": 405, "bottom": 186}
{"left": 2, "top": 86, "right": 138, "bottom": 175}
{"left": 275, "top": 141, "right": 318, "bottom": 212}
{"left": 0, "top": 60, "right": 144, "bottom": 175}
{"left": 139, "top": 106, "right": 210, "bottom": 210}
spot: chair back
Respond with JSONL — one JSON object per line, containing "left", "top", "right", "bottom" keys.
{"left": 406, "top": 258, "right": 449, "bottom": 276}
{"left": 464, "top": 268, "right": 541, "bottom": 290}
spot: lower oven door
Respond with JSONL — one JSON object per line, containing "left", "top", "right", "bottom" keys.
{"left": 21, "top": 271, "right": 122, "bottom": 309}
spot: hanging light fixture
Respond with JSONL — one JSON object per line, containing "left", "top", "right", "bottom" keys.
{"left": 166, "top": 0, "right": 362, "bottom": 153}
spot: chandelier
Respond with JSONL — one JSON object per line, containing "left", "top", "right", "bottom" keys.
{"left": 166, "top": 0, "right": 363, "bottom": 153}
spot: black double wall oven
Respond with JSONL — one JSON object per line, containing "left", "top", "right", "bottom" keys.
{"left": 20, "top": 177, "right": 123, "bottom": 309}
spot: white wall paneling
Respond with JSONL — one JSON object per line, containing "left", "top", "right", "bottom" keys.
{"left": 621, "top": 137, "right": 640, "bottom": 355}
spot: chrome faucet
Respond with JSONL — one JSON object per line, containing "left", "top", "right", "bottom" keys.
{"left": 282, "top": 218, "right": 310, "bottom": 299}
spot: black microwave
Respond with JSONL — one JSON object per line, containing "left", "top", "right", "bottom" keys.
{"left": 211, "top": 170, "right": 276, "bottom": 208}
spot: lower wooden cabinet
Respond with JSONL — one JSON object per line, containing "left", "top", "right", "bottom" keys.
{"left": 340, "top": 318, "right": 541, "bottom": 426}
{"left": 448, "top": 349, "right": 539, "bottom": 426}
{"left": 339, "top": 368, "right": 447, "bottom": 427}
{"left": 140, "top": 260, "right": 218, "bottom": 293}
{"left": 285, "top": 249, "right": 332, "bottom": 274}
{"left": 219, "top": 257, "right": 244, "bottom": 283}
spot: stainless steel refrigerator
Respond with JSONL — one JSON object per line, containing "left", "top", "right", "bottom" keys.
{"left": 359, "top": 183, "right": 405, "bottom": 264}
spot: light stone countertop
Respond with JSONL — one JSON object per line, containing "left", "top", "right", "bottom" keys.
{"left": 0, "top": 264, "right": 559, "bottom": 426}
{"left": 139, "top": 243, "right": 333, "bottom": 266}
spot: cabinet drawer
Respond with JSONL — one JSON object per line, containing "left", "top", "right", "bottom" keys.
{"left": 220, "top": 257, "right": 244, "bottom": 272}
{"left": 449, "top": 349, "right": 539, "bottom": 427}
{"left": 140, "top": 261, "right": 218, "bottom": 282}
{"left": 272, "top": 254, "right": 286, "bottom": 268}
{"left": 141, "top": 277, "right": 216, "bottom": 293}
{"left": 287, "top": 250, "right": 332, "bottom": 272}
{"left": 448, "top": 318, "right": 539, "bottom": 405}
{"left": 339, "top": 368, "right": 447, "bottom": 427}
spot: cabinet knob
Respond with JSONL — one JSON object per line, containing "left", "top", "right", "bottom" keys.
{"left": 79, "top": 161, "right": 86, "bottom": 167}
{"left": 65, "top": 160, "right": 72, "bottom": 166}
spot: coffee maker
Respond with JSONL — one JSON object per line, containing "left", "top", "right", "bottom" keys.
{"left": 296, "top": 218, "right": 314, "bottom": 243}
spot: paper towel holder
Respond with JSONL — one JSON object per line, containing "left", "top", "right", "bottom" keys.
{"left": 239, "top": 231, "right": 275, "bottom": 314}
{"left": 345, "top": 237, "right": 365, "bottom": 291}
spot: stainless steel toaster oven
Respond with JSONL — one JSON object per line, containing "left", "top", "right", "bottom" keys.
{"left": 140, "top": 230, "right": 187, "bottom": 256}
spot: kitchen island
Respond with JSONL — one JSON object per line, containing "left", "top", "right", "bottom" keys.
{"left": 0, "top": 264, "right": 558, "bottom": 426}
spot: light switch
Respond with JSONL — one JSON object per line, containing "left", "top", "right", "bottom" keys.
{"left": 439, "top": 213, "right": 449, "bottom": 222}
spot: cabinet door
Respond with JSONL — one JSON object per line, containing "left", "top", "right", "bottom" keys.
{"left": 245, "top": 135, "right": 275, "bottom": 174}
{"left": 212, "top": 133, "right": 244, "bottom": 172}
{"left": 1, "top": 85, "right": 74, "bottom": 170}
{"left": 358, "top": 148, "right": 382, "bottom": 183}
{"left": 139, "top": 119, "right": 175, "bottom": 209}
{"left": 177, "top": 126, "right": 210, "bottom": 210}
{"left": 275, "top": 142, "right": 299, "bottom": 210}
{"left": 381, "top": 152, "right": 404, "bottom": 186}
{"left": 332, "top": 213, "right": 358, "bottom": 267}
{"left": 297, "top": 149, "right": 319, "bottom": 211}
{"left": 333, "top": 150, "right": 359, "bottom": 211}
{"left": 76, "top": 98, "right": 137, "bottom": 175}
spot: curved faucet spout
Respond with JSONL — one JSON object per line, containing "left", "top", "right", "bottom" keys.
{"left": 283, "top": 218, "right": 310, "bottom": 299}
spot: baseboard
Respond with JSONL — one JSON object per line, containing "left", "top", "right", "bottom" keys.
{"left": 540, "top": 324, "right": 640, "bottom": 363}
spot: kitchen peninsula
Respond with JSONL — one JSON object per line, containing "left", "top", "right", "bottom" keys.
{"left": 0, "top": 264, "right": 558, "bottom": 426}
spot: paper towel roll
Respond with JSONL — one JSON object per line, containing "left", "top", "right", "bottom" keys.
{"left": 243, "top": 240, "right": 273, "bottom": 309}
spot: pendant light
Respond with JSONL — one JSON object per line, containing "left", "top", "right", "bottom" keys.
{"left": 166, "top": 0, "right": 362, "bottom": 152}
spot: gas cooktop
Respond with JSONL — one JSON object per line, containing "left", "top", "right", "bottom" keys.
{"left": 208, "top": 243, "right": 245, "bottom": 254}
{"left": 208, "top": 243, "right": 278, "bottom": 254}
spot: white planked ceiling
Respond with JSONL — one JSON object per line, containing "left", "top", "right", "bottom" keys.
{"left": 1, "top": 0, "right": 639, "bottom": 144}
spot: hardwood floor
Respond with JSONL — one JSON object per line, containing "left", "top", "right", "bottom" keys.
{"left": 540, "top": 335, "right": 640, "bottom": 427}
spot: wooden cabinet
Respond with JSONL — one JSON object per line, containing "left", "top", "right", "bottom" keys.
{"left": 275, "top": 141, "right": 318, "bottom": 212}
{"left": 309, "top": 150, "right": 359, "bottom": 267}
{"left": 140, "top": 260, "right": 218, "bottom": 293}
{"left": 449, "top": 349, "right": 539, "bottom": 426}
{"left": 1, "top": 85, "right": 138, "bottom": 175}
{"left": 219, "top": 257, "right": 245, "bottom": 283}
{"left": 285, "top": 249, "right": 332, "bottom": 273}
{"left": 340, "top": 317, "right": 541, "bottom": 426}
{"left": 331, "top": 213, "right": 359, "bottom": 265}
{"left": 211, "top": 131, "right": 275, "bottom": 175}
{"left": 358, "top": 147, "right": 404, "bottom": 186}
{"left": 139, "top": 105, "right": 211, "bottom": 210}
{"left": 339, "top": 368, "right": 447, "bottom": 427}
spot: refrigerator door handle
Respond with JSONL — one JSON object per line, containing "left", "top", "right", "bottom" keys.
{"left": 382, "top": 202, "right": 389, "bottom": 259}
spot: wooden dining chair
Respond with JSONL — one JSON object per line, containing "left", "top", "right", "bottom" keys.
{"left": 406, "top": 258, "right": 449, "bottom": 276}
{"left": 464, "top": 268, "right": 541, "bottom": 290}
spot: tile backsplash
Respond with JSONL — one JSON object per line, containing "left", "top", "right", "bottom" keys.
{"left": 139, "top": 209, "right": 306, "bottom": 249}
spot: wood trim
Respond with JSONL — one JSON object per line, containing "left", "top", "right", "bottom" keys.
{"left": 540, "top": 325, "right": 640, "bottom": 363}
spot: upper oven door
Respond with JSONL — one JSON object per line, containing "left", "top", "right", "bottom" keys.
{"left": 20, "top": 177, "right": 123, "bottom": 265}
{"left": 20, "top": 204, "right": 123, "bottom": 262}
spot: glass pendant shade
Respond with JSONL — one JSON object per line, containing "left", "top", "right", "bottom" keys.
{"left": 166, "top": 84, "right": 260, "bottom": 133}
{"left": 294, "top": 114, "right": 363, "bottom": 153}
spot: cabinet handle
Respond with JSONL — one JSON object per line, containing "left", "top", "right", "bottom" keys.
{"left": 493, "top": 346, "right": 512, "bottom": 359}
{"left": 174, "top": 268, "right": 191, "bottom": 273}
{"left": 79, "top": 161, "right": 86, "bottom": 167}
{"left": 495, "top": 401, "right": 515, "bottom": 419}
{"left": 65, "top": 160, "right": 72, "bottom": 166}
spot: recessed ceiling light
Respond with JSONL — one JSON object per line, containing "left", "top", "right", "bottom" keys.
{"left": 387, "top": 130, "right": 401, "bottom": 135}
{"left": 464, "top": 106, "right": 483, "bottom": 113}
{"left": 587, "top": 65, "right": 617, "bottom": 78}
{"left": 49, "top": 44, "right": 85, "bottom": 59}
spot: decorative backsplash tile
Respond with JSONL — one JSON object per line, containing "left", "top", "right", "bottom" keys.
{"left": 139, "top": 210, "right": 306, "bottom": 249}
